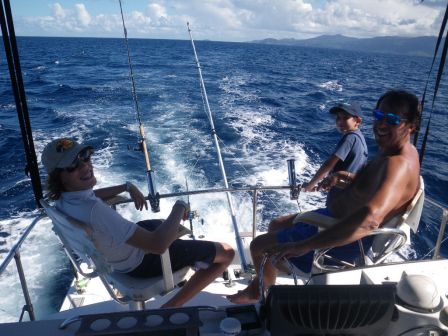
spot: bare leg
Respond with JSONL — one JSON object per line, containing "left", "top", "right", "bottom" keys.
{"left": 268, "top": 213, "right": 297, "bottom": 232}
{"left": 161, "top": 242, "right": 234, "bottom": 308}
{"left": 227, "top": 232, "right": 280, "bottom": 304}
{"left": 227, "top": 213, "right": 297, "bottom": 304}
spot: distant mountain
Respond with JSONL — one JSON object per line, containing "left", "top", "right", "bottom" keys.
{"left": 249, "top": 34, "right": 438, "bottom": 57}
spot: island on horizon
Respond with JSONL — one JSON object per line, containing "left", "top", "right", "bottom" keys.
{"left": 248, "top": 34, "right": 440, "bottom": 57}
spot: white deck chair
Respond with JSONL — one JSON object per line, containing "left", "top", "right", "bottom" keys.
{"left": 284, "top": 177, "right": 425, "bottom": 272}
{"left": 40, "top": 199, "right": 191, "bottom": 310}
{"left": 312, "top": 177, "right": 425, "bottom": 271}
{"left": 366, "top": 176, "right": 425, "bottom": 264}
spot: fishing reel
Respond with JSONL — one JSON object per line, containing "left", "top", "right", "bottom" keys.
{"left": 187, "top": 209, "right": 204, "bottom": 239}
{"left": 148, "top": 193, "right": 160, "bottom": 213}
{"left": 188, "top": 210, "right": 199, "bottom": 221}
{"left": 127, "top": 140, "right": 144, "bottom": 152}
{"left": 287, "top": 159, "right": 301, "bottom": 200}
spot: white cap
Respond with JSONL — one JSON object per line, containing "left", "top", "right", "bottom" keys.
{"left": 41, "top": 138, "right": 92, "bottom": 174}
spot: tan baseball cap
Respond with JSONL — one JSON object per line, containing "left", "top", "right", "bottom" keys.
{"left": 41, "top": 138, "right": 92, "bottom": 174}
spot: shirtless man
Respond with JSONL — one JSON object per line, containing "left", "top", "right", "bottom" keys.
{"left": 228, "top": 89, "right": 421, "bottom": 304}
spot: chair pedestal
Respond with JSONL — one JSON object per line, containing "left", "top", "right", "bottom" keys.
{"left": 129, "top": 300, "right": 145, "bottom": 311}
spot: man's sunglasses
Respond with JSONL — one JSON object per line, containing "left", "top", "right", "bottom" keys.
{"left": 373, "top": 109, "right": 406, "bottom": 126}
{"left": 64, "top": 148, "right": 93, "bottom": 173}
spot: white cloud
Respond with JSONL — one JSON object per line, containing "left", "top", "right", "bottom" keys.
{"left": 305, "top": 0, "right": 441, "bottom": 37}
{"left": 51, "top": 3, "right": 66, "bottom": 20}
{"left": 147, "top": 3, "right": 167, "bottom": 21}
{"left": 75, "top": 4, "right": 91, "bottom": 27}
{"left": 15, "top": 0, "right": 446, "bottom": 40}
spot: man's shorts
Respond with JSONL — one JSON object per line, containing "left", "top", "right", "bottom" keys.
{"left": 127, "top": 220, "right": 217, "bottom": 278}
{"left": 277, "top": 208, "right": 373, "bottom": 274}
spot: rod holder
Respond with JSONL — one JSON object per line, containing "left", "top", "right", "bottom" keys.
{"left": 287, "top": 159, "right": 300, "bottom": 200}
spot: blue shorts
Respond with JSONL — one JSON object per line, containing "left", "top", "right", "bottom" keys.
{"left": 277, "top": 208, "right": 373, "bottom": 273}
{"left": 127, "top": 220, "right": 217, "bottom": 278}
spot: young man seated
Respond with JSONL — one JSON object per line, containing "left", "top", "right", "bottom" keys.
{"left": 42, "top": 138, "right": 235, "bottom": 308}
{"left": 228, "top": 89, "right": 421, "bottom": 304}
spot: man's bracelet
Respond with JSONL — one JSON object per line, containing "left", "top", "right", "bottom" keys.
{"left": 125, "top": 181, "right": 132, "bottom": 192}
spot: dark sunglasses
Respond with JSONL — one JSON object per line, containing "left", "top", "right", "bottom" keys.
{"left": 373, "top": 109, "right": 406, "bottom": 126}
{"left": 64, "top": 148, "right": 93, "bottom": 173}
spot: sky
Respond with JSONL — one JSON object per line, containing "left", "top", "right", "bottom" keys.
{"left": 9, "top": 0, "right": 448, "bottom": 42}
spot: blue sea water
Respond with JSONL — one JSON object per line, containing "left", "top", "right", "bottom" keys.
{"left": 0, "top": 37, "right": 447, "bottom": 321}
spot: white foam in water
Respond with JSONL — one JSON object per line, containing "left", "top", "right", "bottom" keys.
{"left": 0, "top": 212, "right": 66, "bottom": 322}
{"left": 319, "top": 80, "right": 343, "bottom": 92}
{"left": 33, "top": 65, "right": 46, "bottom": 71}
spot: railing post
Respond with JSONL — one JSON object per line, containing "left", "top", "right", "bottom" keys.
{"left": 433, "top": 208, "right": 448, "bottom": 260}
{"left": 252, "top": 189, "right": 258, "bottom": 239}
{"left": 14, "top": 251, "right": 35, "bottom": 321}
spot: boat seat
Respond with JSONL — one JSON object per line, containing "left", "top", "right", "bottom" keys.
{"left": 312, "top": 176, "right": 425, "bottom": 271}
{"left": 40, "top": 199, "right": 191, "bottom": 310}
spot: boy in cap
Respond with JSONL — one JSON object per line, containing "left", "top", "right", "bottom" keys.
{"left": 303, "top": 102, "right": 368, "bottom": 206}
{"left": 41, "top": 138, "right": 234, "bottom": 308}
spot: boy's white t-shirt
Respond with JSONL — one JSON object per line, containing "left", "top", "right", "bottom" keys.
{"left": 56, "top": 189, "right": 144, "bottom": 273}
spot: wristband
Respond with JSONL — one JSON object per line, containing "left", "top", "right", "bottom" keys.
{"left": 125, "top": 181, "right": 132, "bottom": 192}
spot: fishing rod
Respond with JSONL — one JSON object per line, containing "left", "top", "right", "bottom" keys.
{"left": 187, "top": 22, "right": 248, "bottom": 272}
{"left": 1, "top": 0, "right": 43, "bottom": 208}
{"left": 415, "top": 1, "right": 448, "bottom": 164}
{"left": 185, "top": 178, "right": 195, "bottom": 240}
{"left": 118, "top": 0, "right": 159, "bottom": 212}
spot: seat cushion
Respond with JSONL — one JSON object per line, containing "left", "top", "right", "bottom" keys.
{"left": 106, "top": 267, "right": 192, "bottom": 301}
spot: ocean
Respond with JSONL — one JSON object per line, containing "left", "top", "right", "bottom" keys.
{"left": 0, "top": 37, "right": 447, "bottom": 321}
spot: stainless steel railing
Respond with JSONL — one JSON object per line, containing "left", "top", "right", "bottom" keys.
{"left": 1, "top": 185, "right": 447, "bottom": 322}
{"left": 115, "top": 184, "right": 292, "bottom": 238}
{"left": 0, "top": 213, "right": 46, "bottom": 321}
{"left": 427, "top": 197, "right": 448, "bottom": 260}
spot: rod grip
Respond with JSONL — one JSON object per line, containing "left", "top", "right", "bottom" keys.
{"left": 287, "top": 159, "right": 299, "bottom": 200}
{"left": 147, "top": 170, "right": 160, "bottom": 212}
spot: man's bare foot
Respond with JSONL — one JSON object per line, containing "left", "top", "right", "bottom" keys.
{"left": 226, "top": 286, "right": 260, "bottom": 304}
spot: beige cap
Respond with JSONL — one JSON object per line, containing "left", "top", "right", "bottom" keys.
{"left": 41, "top": 138, "right": 92, "bottom": 174}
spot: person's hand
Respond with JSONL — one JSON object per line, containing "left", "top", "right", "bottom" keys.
{"left": 302, "top": 181, "right": 317, "bottom": 192}
{"left": 127, "top": 183, "right": 148, "bottom": 211}
{"left": 317, "top": 174, "right": 338, "bottom": 191}
{"left": 265, "top": 242, "right": 310, "bottom": 261}
{"left": 318, "top": 172, "right": 352, "bottom": 191}
{"left": 174, "top": 200, "right": 190, "bottom": 221}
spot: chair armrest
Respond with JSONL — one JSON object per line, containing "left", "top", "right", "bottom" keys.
{"left": 313, "top": 227, "right": 408, "bottom": 272}
{"left": 368, "top": 227, "right": 408, "bottom": 264}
